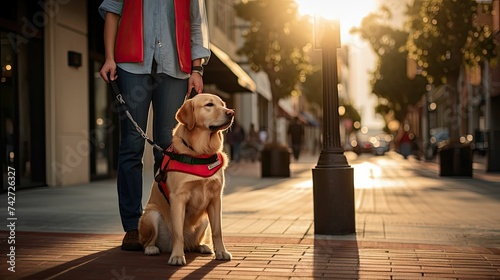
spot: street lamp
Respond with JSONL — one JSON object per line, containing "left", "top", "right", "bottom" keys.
{"left": 312, "top": 17, "right": 355, "bottom": 235}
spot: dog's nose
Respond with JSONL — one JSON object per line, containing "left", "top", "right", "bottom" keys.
{"left": 226, "top": 110, "right": 235, "bottom": 117}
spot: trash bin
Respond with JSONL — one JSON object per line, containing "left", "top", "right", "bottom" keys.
{"left": 439, "top": 144, "right": 473, "bottom": 177}
{"left": 261, "top": 146, "right": 290, "bottom": 177}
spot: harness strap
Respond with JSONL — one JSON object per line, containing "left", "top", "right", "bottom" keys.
{"left": 157, "top": 181, "right": 170, "bottom": 205}
{"left": 163, "top": 151, "right": 219, "bottom": 165}
{"left": 154, "top": 145, "right": 223, "bottom": 205}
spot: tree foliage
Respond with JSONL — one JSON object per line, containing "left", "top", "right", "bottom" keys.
{"left": 234, "top": 0, "right": 313, "bottom": 105}
{"left": 300, "top": 67, "right": 322, "bottom": 106}
{"left": 406, "top": 0, "right": 497, "bottom": 84}
{"left": 301, "top": 67, "right": 361, "bottom": 126}
{"left": 406, "top": 0, "right": 498, "bottom": 141}
{"left": 351, "top": 6, "right": 428, "bottom": 131}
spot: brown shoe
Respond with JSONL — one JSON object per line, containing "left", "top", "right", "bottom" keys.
{"left": 121, "top": 229, "right": 143, "bottom": 251}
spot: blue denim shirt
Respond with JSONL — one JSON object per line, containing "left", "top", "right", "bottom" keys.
{"left": 98, "top": 0, "right": 211, "bottom": 79}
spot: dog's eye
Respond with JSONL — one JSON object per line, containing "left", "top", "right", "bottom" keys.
{"left": 205, "top": 103, "right": 214, "bottom": 107}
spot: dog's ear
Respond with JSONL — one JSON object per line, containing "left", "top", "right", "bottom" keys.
{"left": 176, "top": 100, "right": 196, "bottom": 130}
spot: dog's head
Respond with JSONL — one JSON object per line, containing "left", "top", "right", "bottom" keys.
{"left": 176, "top": 93, "right": 235, "bottom": 132}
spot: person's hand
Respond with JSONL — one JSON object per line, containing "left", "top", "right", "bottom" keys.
{"left": 100, "top": 59, "right": 117, "bottom": 83}
{"left": 187, "top": 72, "right": 203, "bottom": 98}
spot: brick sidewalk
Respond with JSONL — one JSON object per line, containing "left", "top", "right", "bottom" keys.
{"left": 1, "top": 152, "right": 499, "bottom": 279}
{"left": 1, "top": 232, "right": 499, "bottom": 279}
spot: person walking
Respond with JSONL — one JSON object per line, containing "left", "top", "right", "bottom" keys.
{"left": 226, "top": 121, "right": 245, "bottom": 163}
{"left": 287, "top": 117, "right": 304, "bottom": 161}
{"left": 98, "top": 0, "right": 211, "bottom": 251}
{"left": 396, "top": 124, "right": 413, "bottom": 159}
{"left": 248, "top": 123, "right": 262, "bottom": 149}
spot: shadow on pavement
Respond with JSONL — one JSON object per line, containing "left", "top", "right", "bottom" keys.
{"left": 0, "top": 232, "right": 227, "bottom": 280}
{"left": 314, "top": 238, "right": 360, "bottom": 278}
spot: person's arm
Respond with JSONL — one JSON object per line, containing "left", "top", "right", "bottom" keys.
{"left": 190, "top": 0, "right": 210, "bottom": 63}
{"left": 188, "top": 57, "right": 203, "bottom": 95}
{"left": 188, "top": 0, "right": 211, "bottom": 95}
{"left": 99, "top": 12, "right": 120, "bottom": 83}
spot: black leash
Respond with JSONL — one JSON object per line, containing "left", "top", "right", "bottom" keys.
{"left": 107, "top": 73, "right": 199, "bottom": 155}
{"left": 107, "top": 74, "right": 216, "bottom": 205}
{"left": 108, "top": 73, "right": 166, "bottom": 153}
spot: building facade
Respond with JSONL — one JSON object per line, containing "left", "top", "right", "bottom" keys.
{"left": 1, "top": 0, "right": 272, "bottom": 191}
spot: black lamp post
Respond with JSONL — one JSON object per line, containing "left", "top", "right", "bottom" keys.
{"left": 312, "top": 18, "right": 355, "bottom": 235}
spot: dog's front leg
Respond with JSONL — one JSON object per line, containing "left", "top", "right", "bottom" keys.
{"left": 207, "top": 199, "right": 232, "bottom": 261}
{"left": 168, "top": 200, "right": 187, "bottom": 266}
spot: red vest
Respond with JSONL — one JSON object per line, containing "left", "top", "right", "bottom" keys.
{"left": 115, "top": 0, "right": 192, "bottom": 74}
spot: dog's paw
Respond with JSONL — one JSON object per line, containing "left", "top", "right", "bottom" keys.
{"left": 198, "top": 244, "right": 214, "bottom": 254}
{"left": 144, "top": 245, "right": 160, "bottom": 256}
{"left": 168, "top": 255, "right": 186, "bottom": 266}
{"left": 215, "top": 251, "right": 232, "bottom": 261}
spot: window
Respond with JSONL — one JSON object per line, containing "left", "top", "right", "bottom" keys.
{"left": 215, "top": 0, "right": 236, "bottom": 42}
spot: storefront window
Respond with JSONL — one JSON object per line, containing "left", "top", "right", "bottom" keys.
{"left": 1, "top": 2, "right": 46, "bottom": 191}
{"left": 90, "top": 61, "right": 114, "bottom": 177}
{"left": 1, "top": 32, "right": 17, "bottom": 190}
{"left": 88, "top": 0, "right": 118, "bottom": 179}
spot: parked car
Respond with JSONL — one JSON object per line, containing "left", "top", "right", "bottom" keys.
{"left": 372, "top": 134, "right": 392, "bottom": 156}
{"left": 354, "top": 140, "right": 373, "bottom": 154}
{"left": 352, "top": 129, "right": 391, "bottom": 155}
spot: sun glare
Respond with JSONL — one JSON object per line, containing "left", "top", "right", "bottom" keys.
{"left": 295, "top": 0, "right": 378, "bottom": 44}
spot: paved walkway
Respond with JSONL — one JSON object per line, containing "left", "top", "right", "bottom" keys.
{"left": 2, "top": 232, "right": 499, "bottom": 279}
{"left": 1, "top": 151, "right": 500, "bottom": 279}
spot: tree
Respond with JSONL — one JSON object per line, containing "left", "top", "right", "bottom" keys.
{"left": 234, "top": 0, "right": 313, "bottom": 143}
{"left": 301, "top": 67, "right": 322, "bottom": 107}
{"left": 351, "top": 6, "right": 428, "bottom": 132}
{"left": 301, "top": 68, "right": 361, "bottom": 129}
{"left": 406, "top": 0, "right": 498, "bottom": 143}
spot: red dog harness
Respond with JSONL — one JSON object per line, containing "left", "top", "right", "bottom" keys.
{"left": 155, "top": 145, "right": 223, "bottom": 204}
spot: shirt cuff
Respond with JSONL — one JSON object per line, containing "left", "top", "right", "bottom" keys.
{"left": 98, "top": 0, "right": 123, "bottom": 19}
{"left": 192, "top": 46, "right": 211, "bottom": 65}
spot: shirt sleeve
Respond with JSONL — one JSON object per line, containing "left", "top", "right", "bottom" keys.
{"left": 190, "top": 0, "right": 211, "bottom": 65}
{"left": 98, "top": 0, "right": 124, "bottom": 19}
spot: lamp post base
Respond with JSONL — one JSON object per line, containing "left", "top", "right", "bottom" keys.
{"left": 312, "top": 152, "right": 355, "bottom": 235}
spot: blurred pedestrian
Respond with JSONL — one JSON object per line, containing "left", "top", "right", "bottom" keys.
{"left": 287, "top": 117, "right": 304, "bottom": 161}
{"left": 227, "top": 121, "right": 245, "bottom": 163}
{"left": 396, "top": 124, "right": 412, "bottom": 159}
{"left": 259, "top": 126, "right": 269, "bottom": 144}
{"left": 248, "top": 123, "right": 261, "bottom": 150}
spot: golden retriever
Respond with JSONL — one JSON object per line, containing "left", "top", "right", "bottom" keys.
{"left": 138, "top": 93, "right": 234, "bottom": 266}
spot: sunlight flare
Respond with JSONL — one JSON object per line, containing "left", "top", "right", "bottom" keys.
{"left": 295, "top": 0, "right": 378, "bottom": 43}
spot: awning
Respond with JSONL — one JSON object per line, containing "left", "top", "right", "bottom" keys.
{"left": 277, "top": 99, "right": 309, "bottom": 125}
{"left": 204, "top": 44, "right": 257, "bottom": 93}
{"left": 247, "top": 69, "right": 272, "bottom": 101}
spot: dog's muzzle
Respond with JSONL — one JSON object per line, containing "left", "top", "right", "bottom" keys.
{"left": 209, "top": 111, "right": 234, "bottom": 132}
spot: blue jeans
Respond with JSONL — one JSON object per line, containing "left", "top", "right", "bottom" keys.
{"left": 115, "top": 67, "right": 187, "bottom": 232}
